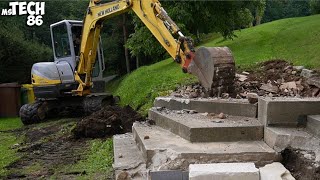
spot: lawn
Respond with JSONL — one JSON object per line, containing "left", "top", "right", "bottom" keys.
{"left": 204, "top": 14, "right": 320, "bottom": 69}
{"left": 0, "top": 118, "right": 23, "bottom": 176}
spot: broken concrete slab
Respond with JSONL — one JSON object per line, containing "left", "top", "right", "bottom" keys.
{"left": 259, "top": 162, "right": 295, "bottom": 180}
{"left": 307, "top": 76, "right": 320, "bottom": 88}
{"left": 258, "top": 97, "right": 320, "bottom": 126}
{"left": 264, "top": 127, "right": 312, "bottom": 152}
{"left": 300, "top": 69, "right": 314, "bottom": 78}
{"left": 264, "top": 127, "right": 320, "bottom": 162}
{"left": 132, "top": 122, "right": 280, "bottom": 170}
{"left": 260, "top": 83, "right": 279, "bottom": 93}
{"left": 149, "top": 109, "right": 263, "bottom": 142}
{"left": 236, "top": 73, "right": 248, "bottom": 82}
{"left": 293, "top": 66, "right": 304, "bottom": 71}
{"left": 307, "top": 115, "right": 320, "bottom": 137}
{"left": 113, "top": 133, "right": 147, "bottom": 180}
{"left": 189, "top": 163, "right": 259, "bottom": 180}
{"left": 154, "top": 97, "right": 257, "bottom": 117}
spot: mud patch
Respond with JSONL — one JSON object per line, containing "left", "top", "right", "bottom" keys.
{"left": 73, "top": 105, "right": 145, "bottom": 138}
{"left": 282, "top": 147, "right": 320, "bottom": 180}
{"left": 3, "top": 119, "right": 93, "bottom": 179}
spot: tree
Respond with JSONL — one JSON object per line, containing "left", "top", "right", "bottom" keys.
{"left": 254, "top": 0, "right": 266, "bottom": 25}
{"left": 310, "top": 0, "right": 320, "bottom": 14}
{"left": 126, "top": 1, "right": 257, "bottom": 64}
{"left": 263, "top": 0, "right": 311, "bottom": 23}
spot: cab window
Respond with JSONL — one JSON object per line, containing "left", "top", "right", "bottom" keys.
{"left": 52, "top": 23, "right": 71, "bottom": 58}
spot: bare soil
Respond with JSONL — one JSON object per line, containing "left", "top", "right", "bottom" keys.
{"left": 73, "top": 105, "right": 145, "bottom": 139}
{"left": 282, "top": 147, "right": 320, "bottom": 180}
{"left": 3, "top": 119, "right": 94, "bottom": 180}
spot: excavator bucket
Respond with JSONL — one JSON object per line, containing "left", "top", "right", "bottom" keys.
{"left": 188, "top": 47, "right": 236, "bottom": 96}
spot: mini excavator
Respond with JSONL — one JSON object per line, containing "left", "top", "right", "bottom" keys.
{"left": 20, "top": 0, "right": 235, "bottom": 124}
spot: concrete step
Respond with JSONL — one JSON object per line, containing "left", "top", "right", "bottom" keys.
{"left": 154, "top": 97, "right": 257, "bottom": 117}
{"left": 149, "top": 108, "right": 263, "bottom": 142}
{"left": 258, "top": 97, "right": 320, "bottom": 126}
{"left": 307, "top": 115, "right": 320, "bottom": 137}
{"left": 113, "top": 133, "right": 147, "bottom": 180}
{"left": 133, "top": 122, "right": 280, "bottom": 171}
{"left": 264, "top": 127, "right": 316, "bottom": 152}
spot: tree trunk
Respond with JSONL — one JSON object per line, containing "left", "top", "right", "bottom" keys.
{"left": 255, "top": 7, "right": 262, "bottom": 26}
{"left": 136, "top": 56, "right": 139, "bottom": 69}
{"left": 123, "top": 14, "right": 130, "bottom": 73}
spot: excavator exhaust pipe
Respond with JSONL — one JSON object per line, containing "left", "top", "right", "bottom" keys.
{"left": 188, "top": 47, "right": 236, "bottom": 96}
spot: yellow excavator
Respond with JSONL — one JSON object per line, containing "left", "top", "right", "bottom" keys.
{"left": 20, "top": 0, "right": 235, "bottom": 125}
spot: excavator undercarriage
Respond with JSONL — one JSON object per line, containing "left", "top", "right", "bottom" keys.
{"left": 20, "top": 94, "right": 117, "bottom": 125}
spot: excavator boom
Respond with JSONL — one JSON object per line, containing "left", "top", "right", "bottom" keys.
{"left": 73, "top": 0, "right": 235, "bottom": 96}
{"left": 20, "top": 0, "right": 235, "bottom": 125}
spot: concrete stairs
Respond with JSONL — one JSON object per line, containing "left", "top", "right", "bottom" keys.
{"left": 113, "top": 96, "right": 320, "bottom": 179}
{"left": 133, "top": 122, "right": 278, "bottom": 170}
{"left": 113, "top": 97, "right": 287, "bottom": 179}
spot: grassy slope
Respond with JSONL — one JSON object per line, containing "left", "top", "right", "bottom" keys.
{"left": 205, "top": 14, "right": 320, "bottom": 69}
{"left": 108, "top": 59, "right": 196, "bottom": 115}
{"left": 108, "top": 15, "right": 320, "bottom": 114}
{"left": 0, "top": 118, "right": 23, "bottom": 176}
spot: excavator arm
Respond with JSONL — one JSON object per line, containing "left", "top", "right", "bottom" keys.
{"left": 73, "top": 0, "right": 195, "bottom": 96}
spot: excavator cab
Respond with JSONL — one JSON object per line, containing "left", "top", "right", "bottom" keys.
{"left": 31, "top": 20, "right": 106, "bottom": 99}
{"left": 50, "top": 20, "right": 105, "bottom": 82}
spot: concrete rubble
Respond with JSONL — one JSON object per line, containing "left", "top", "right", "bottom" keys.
{"left": 259, "top": 162, "right": 295, "bottom": 180}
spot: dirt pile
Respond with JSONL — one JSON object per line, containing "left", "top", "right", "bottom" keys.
{"left": 73, "top": 105, "right": 144, "bottom": 138}
{"left": 282, "top": 148, "right": 320, "bottom": 180}
{"left": 171, "top": 60, "right": 318, "bottom": 99}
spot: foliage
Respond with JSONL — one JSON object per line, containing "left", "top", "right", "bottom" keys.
{"left": 107, "top": 59, "right": 197, "bottom": 115}
{"left": 310, "top": 0, "right": 320, "bottom": 14}
{"left": 263, "top": 0, "right": 311, "bottom": 23}
{"left": 126, "top": 1, "right": 256, "bottom": 65}
{"left": 0, "top": 26, "right": 51, "bottom": 83}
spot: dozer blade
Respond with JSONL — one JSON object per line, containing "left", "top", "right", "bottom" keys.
{"left": 188, "top": 47, "right": 236, "bottom": 96}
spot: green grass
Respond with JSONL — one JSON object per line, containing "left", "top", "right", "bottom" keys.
{"left": 0, "top": 118, "right": 23, "bottom": 176}
{"left": 0, "top": 118, "right": 23, "bottom": 131}
{"left": 60, "top": 139, "right": 114, "bottom": 179}
{"left": 204, "top": 14, "right": 320, "bottom": 69}
{"left": 107, "top": 59, "right": 197, "bottom": 115}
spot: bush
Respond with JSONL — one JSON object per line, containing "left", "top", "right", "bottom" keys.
{"left": 0, "top": 26, "right": 52, "bottom": 84}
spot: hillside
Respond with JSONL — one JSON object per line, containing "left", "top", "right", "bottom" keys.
{"left": 205, "top": 14, "right": 320, "bottom": 68}
{"left": 107, "top": 15, "right": 320, "bottom": 115}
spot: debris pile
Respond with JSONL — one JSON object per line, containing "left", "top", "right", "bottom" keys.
{"left": 73, "top": 105, "right": 144, "bottom": 138}
{"left": 171, "top": 60, "right": 320, "bottom": 100}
